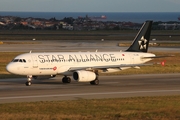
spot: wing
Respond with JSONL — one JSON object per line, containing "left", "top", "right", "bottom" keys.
{"left": 67, "top": 54, "right": 174, "bottom": 72}
{"left": 68, "top": 63, "right": 153, "bottom": 72}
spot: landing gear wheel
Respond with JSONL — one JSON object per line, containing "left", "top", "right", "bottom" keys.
{"left": 25, "top": 81, "right": 32, "bottom": 86}
{"left": 90, "top": 74, "right": 99, "bottom": 85}
{"left": 90, "top": 79, "right": 99, "bottom": 85}
{"left": 62, "top": 76, "right": 71, "bottom": 83}
{"left": 66, "top": 77, "right": 71, "bottom": 83}
{"left": 26, "top": 75, "right": 32, "bottom": 86}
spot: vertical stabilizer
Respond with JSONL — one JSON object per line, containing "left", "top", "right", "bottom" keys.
{"left": 126, "top": 21, "right": 153, "bottom": 52}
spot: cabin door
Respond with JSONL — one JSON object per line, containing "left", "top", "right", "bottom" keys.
{"left": 31, "top": 55, "right": 38, "bottom": 68}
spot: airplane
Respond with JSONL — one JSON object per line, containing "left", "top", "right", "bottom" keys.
{"left": 6, "top": 20, "right": 159, "bottom": 86}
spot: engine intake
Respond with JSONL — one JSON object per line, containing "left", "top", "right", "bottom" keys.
{"left": 73, "top": 71, "right": 96, "bottom": 82}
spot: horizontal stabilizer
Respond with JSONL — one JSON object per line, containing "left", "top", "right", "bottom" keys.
{"left": 142, "top": 55, "right": 174, "bottom": 59}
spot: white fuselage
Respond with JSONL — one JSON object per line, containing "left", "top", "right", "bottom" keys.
{"left": 6, "top": 51, "right": 155, "bottom": 76}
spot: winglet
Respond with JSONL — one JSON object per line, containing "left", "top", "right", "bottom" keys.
{"left": 126, "top": 21, "right": 153, "bottom": 52}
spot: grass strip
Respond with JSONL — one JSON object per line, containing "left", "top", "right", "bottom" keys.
{"left": 0, "top": 96, "right": 180, "bottom": 120}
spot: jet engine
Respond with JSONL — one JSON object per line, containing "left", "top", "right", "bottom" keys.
{"left": 73, "top": 71, "right": 96, "bottom": 82}
{"left": 32, "top": 75, "right": 56, "bottom": 80}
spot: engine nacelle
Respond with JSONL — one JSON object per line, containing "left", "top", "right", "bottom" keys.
{"left": 32, "top": 75, "right": 56, "bottom": 80}
{"left": 73, "top": 71, "right": 96, "bottom": 82}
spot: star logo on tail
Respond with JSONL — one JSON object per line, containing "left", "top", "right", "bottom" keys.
{"left": 138, "top": 36, "right": 147, "bottom": 50}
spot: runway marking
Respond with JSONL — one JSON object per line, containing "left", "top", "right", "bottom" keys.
{"left": 0, "top": 89, "right": 180, "bottom": 100}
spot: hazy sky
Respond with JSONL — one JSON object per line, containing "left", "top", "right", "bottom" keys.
{"left": 0, "top": 0, "right": 180, "bottom": 12}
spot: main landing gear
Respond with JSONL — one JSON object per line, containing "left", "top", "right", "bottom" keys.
{"left": 90, "top": 76, "right": 99, "bottom": 85}
{"left": 62, "top": 76, "right": 71, "bottom": 83}
{"left": 90, "top": 71, "right": 99, "bottom": 85}
{"left": 25, "top": 75, "right": 32, "bottom": 86}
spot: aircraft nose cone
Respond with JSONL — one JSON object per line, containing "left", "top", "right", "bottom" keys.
{"left": 6, "top": 63, "right": 16, "bottom": 74}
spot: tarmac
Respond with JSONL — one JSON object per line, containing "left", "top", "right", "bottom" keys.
{"left": 0, "top": 74, "right": 180, "bottom": 103}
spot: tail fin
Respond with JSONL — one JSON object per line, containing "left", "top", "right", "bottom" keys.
{"left": 126, "top": 21, "right": 153, "bottom": 52}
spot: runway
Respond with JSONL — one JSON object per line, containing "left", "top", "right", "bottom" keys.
{"left": 0, "top": 73, "right": 180, "bottom": 103}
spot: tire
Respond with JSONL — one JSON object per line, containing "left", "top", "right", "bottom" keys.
{"left": 62, "top": 77, "right": 67, "bottom": 83}
{"left": 67, "top": 77, "right": 71, "bottom": 83}
{"left": 90, "top": 79, "right": 99, "bottom": 85}
{"left": 25, "top": 81, "right": 31, "bottom": 86}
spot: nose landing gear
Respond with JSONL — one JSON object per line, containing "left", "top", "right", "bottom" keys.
{"left": 25, "top": 75, "right": 32, "bottom": 86}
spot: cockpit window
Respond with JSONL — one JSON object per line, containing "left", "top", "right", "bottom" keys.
{"left": 12, "top": 59, "right": 19, "bottom": 62}
{"left": 23, "top": 59, "right": 26, "bottom": 62}
{"left": 12, "top": 59, "right": 26, "bottom": 63}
